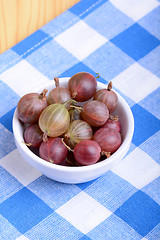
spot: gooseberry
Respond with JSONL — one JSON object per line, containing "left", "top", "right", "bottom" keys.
{"left": 93, "top": 81, "right": 118, "bottom": 113}
{"left": 24, "top": 124, "right": 43, "bottom": 148}
{"left": 38, "top": 102, "right": 70, "bottom": 139}
{"left": 64, "top": 120, "right": 93, "bottom": 149}
{"left": 93, "top": 128, "right": 121, "bottom": 154}
{"left": 81, "top": 100, "right": 109, "bottom": 127}
{"left": 39, "top": 137, "right": 68, "bottom": 164}
{"left": 102, "top": 115, "right": 121, "bottom": 132}
{"left": 47, "top": 77, "right": 71, "bottom": 108}
{"left": 73, "top": 140, "right": 101, "bottom": 166}
{"left": 17, "top": 89, "right": 48, "bottom": 123}
{"left": 68, "top": 72, "right": 97, "bottom": 102}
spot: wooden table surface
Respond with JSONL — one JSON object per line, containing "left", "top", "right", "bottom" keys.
{"left": 0, "top": 0, "right": 80, "bottom": 54}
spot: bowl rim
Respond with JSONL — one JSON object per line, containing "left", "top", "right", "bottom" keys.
{"left": 13, "top": 78, "right": 134, "bottom": 173}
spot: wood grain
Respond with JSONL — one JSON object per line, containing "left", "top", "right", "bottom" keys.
{"left": 0, "top": 0, "right": 80, "bottom": 54}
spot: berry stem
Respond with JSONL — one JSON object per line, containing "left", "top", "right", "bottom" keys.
{"left": 96, "top": 73, "right": 100, "bottom": 79}
{"left": 63, "top": 99, "right": 77, "bottom": 107}
{"left": 69, "top": 105, "right": 83, "bottom": 111}
{"left": 43, "top": 131, "right": 48, "bottom": 142}
{"left": 54, "top": 77, "right": 59, "bottom": 87}
{"left": 107, "top": 81, "right": 112, "bottom": 91}
{"left": 109, "top": 115, "right": 119, "bottom": 121}
{"left": 39, "top": 89, "right": 48, "bottom": 99}
{"left": 101, "top": 151, "right": 111, "bottom": 158}
{"left": 64, "top": 133, "right": 71, "bottom": 139}
{"left": 61, "top": 138, "right": 73, "bottom": 151}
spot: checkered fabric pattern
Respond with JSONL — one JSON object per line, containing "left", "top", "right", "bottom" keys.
{"left": 0, "top": 0, "right": 160, "bottom": 239}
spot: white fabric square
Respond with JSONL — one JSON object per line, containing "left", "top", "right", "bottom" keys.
{"left": 0, "top": 149, "right": 42, "bottom": 186}
{"left": 112, "top": 147, "right": 160, "bottom": 189}
{"left": 112, "top": 63, "right": 160, "bottom": 102}
{"left": 110, "top": 0, "right": 159, "bottom": 21}
{"left": 55, "top": 20, "right": 107, "bottom": 61}
{"left": 0, "top": 60, "right": 50, "bottom": 96}
{"left": 16, "top": 236, "right": 30, "bottom": 240}
{"left": 56, "top": 191, "right": 112, "bottom": 234}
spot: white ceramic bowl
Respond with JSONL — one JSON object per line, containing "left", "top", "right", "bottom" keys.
{"left": 13, "top": 78, "right": 134, "bottom": 184}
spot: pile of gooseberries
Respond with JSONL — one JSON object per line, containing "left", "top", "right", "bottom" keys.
{"left": 17, "top": 72, "right": 122, "bottom": 166}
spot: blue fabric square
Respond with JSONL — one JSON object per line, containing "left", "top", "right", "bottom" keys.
{"left": 83, "top": 41, "right": 134, "bottom": 81}
{"left": 111, "top": 23, "right": 160, "bottom": 61}
{"left": 0, "top": 124, "right": 16, "bottom": 159}
{"left": 142, "top": 177, "right": 160, "bottom": 206}
{"left": 25, "top": 212, "right": 83, "bottom": 240}
{"left": 139, "top": 87, "right": 160, "bottom": 120}
{"left": 28, "top": 175, "right": 81, "bottom": 210}
{"left": 87, "top": 214, "right": 142, "bottom": 240}
{"left": 26, "top": 40, "right": 78, "bottom": 79}
{"left": 140, "top": 131, "right": 160, "bottom": 165}
{"left": 0, "top": 50, "right": 20, "bottom": 74}
{"left": 0, "top": 167, "right": 23, "bottom": 203}
{"left": 0, "top": 107, "right": 16, "bottom": 133}
{"left": 131, "top": 104, "right": 160, "bottom": 146}
{"left": 114, "top": 191, "right": 160, "bottom": 236}
{"left": 0, "top": 81, "right": 19, "bottom": 118}
{"left": 0, "top": 214, "right": 21, "bottom": 239}
{"left": 138, "top": 46, "right": 160, "bottom": 79}
{"left": 12, "top": 30, "right": 52, "bottom": 58}
{"left": 84, "top": 171, "right": 137, "bottom": 212}
{"left": 0, "top": 187, "right": 53, "bottom": 234}
{"left": 138, "top": 6, "right": 160, "bottom": 40}
{"left": 59, "top": 62, "right": 107, "bottom": 84}
{"left": 84, "top": 1, "right": 134, "bottom": 40}
{"left": 69, "top": 0, "right": 108, "bottom": 19}
{"left": 79, "top": 236, "right": 92, "bottom": 240}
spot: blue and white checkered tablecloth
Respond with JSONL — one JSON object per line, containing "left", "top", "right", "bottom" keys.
{"left": 0, "top": 0, "right": 160, "bottom": 239}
